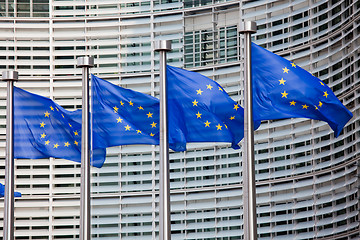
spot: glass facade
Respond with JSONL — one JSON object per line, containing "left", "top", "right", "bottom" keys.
{"left": 0, "top": 0, "right": 358, "bottom": 239}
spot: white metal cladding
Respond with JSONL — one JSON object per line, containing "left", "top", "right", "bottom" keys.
{"left": 0, "top": 0, "right": 358, "bottom": 239}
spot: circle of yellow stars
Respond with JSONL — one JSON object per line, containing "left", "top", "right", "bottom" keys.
{"left": 113, "top": 99, "right": 158, "bottom": 138}
{"left": 192, "top": 83, "right": 236, "bottom": 131}
{"left": 279, "top": 62, "right": 328, "bottom": 111}
{"left": 40, "top": 105, "right": 80, "bottom": 149}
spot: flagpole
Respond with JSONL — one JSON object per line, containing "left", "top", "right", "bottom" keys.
{"left": 155, "top": 40, "right": 172, "bottom": 240}
{"left": 239, "top": 21, "right": 257, "bottom": 240}
{"left": 2, "top": 70, "right": 18, "bottom": 240}
{"left": 77, "top": 56, "right": 94, "bottom": 240}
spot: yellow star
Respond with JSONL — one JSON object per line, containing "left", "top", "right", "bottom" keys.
{"left": 302, "top": 104, "right": 309, "bottom": 109}
{"left": 216, "top": 124, "right": 222, "bottom": 130}
{"left": 41, "top": 133, "right": 46, "bottom": 138}
{"left": 129, "top": 101, "right": 134, "bottom": 106}
{"left": 120, "top": 101, "right": 124, "bottom": 106}
{"left": 74, "top": 140, "right": 79, "bottom": 146}
{"left": 117, "top": 117, "right": 123, "bottom": 123}
{"left": 318, "top": 101, "right": 323, "bottom": 107}
{"left": 218, "top": 86, "right": 223, "bottom": 92}
{"left": 323, "top": 91, "right": 328, "bottom": 98}
{"left": 229, "top": 116, "right": 235, "bottom": 120}
{"left": 290, "top": 101, "right": 296, "bottom": 106}
{"left": 147, "top": 112, "right": 153, "bottom": 118}
{"left": 138, "top": 106, "right": 144, "bottom": 110}
{"left": 53, "top": 143, "right": 59, "bottom": 149}
{"left": 319, "top": 81, "right": 324, "bottom": 86}
{"left": 151, "top": 122, "right": 157, "bottom": 128}
{"left": 64, "top": 142, "right": 70, "bottom": 147}
{"left": 224, "top": 124, "right": 228, "bottom": 129}
{"left": 150, "top": 133, "right": 155, "bottom": 137}
{"left": 233, "top": 104, "right": 239, "bottom": 110}
{"left": 207, "top": 84, "right": 213, "bottom": 90}
{"left": 44, "top": 111, "right": 50, "bottom": 117}
{"left": 40, "top": 122, "right": 46, "bottom": 128}
{"left": 315, "top": 105, "right": 319, "bottom": 110}
{"left": 281, "top": 91, "right": 288, "bottom": 98}
{"left": 45, "top": 140, "right": 50, "bottom": 145}
{"left": 291, "top": 62, "right": 296, "bottom": 68}
{"left": 125, "top": 125, "right": 131, "bottom": 131}
{"left": 192, "top": 99, "right": 198, "bottom": 106}
{"left": 113, "top": 106, "right": 119, "bottom": 113}
{"left": 136, "top": 130, "right": 142, "bottom": 134}
{"left": 283, "top": 67, "right": 289, "bottom": 73}
{"left": 204, "top": 120, "right": 211, "bottom": 127}
{"left": 56, "top": 107, "right": 59, "bottom": 112}
{"left": 50, "top": 106, "right": 54, "bottom": 111}
{"left": 196, "top": 89, "right": 203, "bottom": 95}
{"left": 196, "top": 112, "right": 202, "bottom": 118}
{"left": 279, "top": 78, "right": 286, "bottom": 85}
{"left": 61, "top": 114, "right": 65, "bottom": 118}
{"left": 74, "top": 131, "right": 79, "bottom": 136}
{"left": 68, "top": 123, "right": 72, "bottom": 128}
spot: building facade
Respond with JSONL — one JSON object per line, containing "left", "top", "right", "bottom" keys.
{"left": 0, "top": 0, "right": 359, "bottom": 239}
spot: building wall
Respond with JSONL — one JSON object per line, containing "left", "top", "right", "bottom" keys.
{"left": 0, "top": 0, "right": 358, "bottom": 239}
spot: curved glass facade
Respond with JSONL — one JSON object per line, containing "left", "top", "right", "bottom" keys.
{"left": 0, "top": 0, "right": 359, "bottom": 239}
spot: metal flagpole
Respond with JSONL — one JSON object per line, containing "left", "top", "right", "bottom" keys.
{"left": 2, "top": 70, "right": 18, "bottom": 240}
{"left": 239, "top": 21, "right": 258, "bottom": 240}
{"left": 77, "top": 56, "right": 94, "bottom": 240}
{"left": 154, "top": 40, "right": 172, "bottom": 240}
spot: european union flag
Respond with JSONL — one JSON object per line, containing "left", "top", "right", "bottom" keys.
{"left": 14, "top": 87, "right": 106, "bottom": 168}
{"left": 0, "top": 183, "right": 21, "bottom": 197}
{"left": 167, "top": 65, "right": 260, "bottom": 150}
{"left": 92, "top": 75, "right": 159, "bottom": 149}
{"left": 252, "top": 43, "right": 353, "bottom": 136}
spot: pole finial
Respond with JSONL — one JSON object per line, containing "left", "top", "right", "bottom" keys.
{"left": 155, "top": 40, "right": 172, "bottom": 52}
{"left": 77, "top": 56, "right": 94, "bottom": 68}
{"left": 2, "top": 71, "right": 18, "bottom": 82}
{"left": 239, "top": 21, "right": 257, "bottom": 34}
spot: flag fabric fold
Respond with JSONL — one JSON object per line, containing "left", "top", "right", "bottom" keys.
{"left": 14, "top": 87, "right": 106, "bottom": 168}
{"left": 251, "top": 43, "right": 353, "bottom": 136}
{"left": 0, "top": 183, "right": 21, "bottom": 197}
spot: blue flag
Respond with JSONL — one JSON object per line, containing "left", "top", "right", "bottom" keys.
{"left": 167, "top": 65, "right": 260, "bottom": 150}
{"left": 252, "top": 43, "right": 353, "bottom": 136}
{"left": 14, "top": 87, "right": 106, "bottom": 168}
{"left": 92, "top": 75, "right": 159, "bottom": 149}
{"left": 0, "top": 183, "right": 21, "bottom": 197}
{"left": 92, "top": 71, "right": 256, "bottom": 151}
